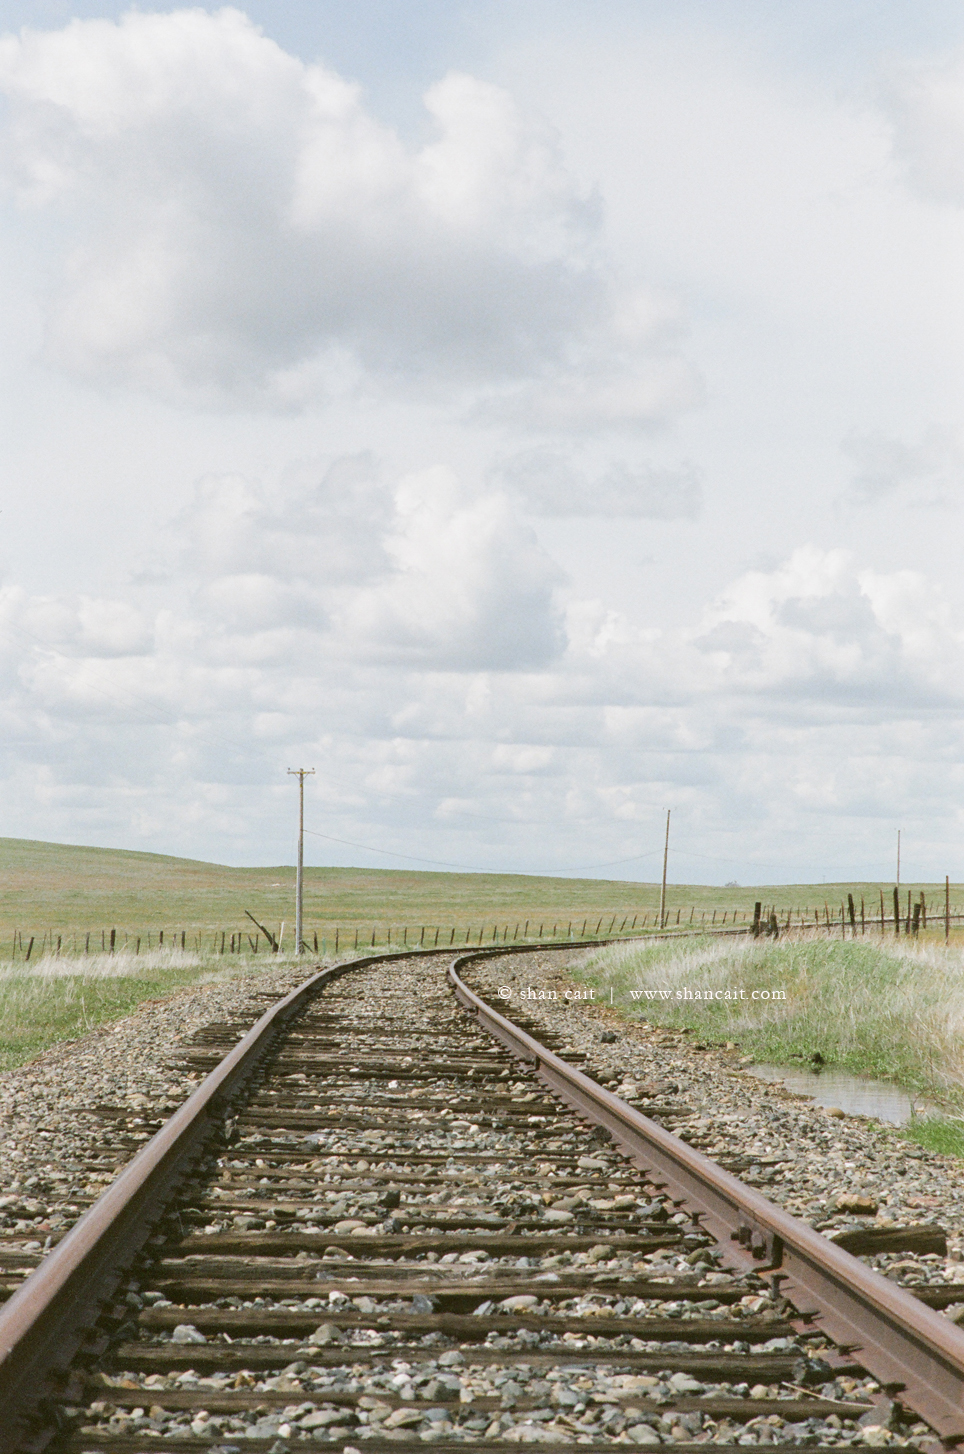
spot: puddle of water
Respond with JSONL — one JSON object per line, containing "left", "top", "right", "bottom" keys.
{"left": 748, "top": 1063, "right": 921, "bottom": 1124}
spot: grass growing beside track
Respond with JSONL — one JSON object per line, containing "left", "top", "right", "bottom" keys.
{"left": 573, "top": 933, "right": 964, "bottom": 1110}
{"left": 901, "top": 1117, "right": 964, "bottom": 1157}
{"left": 0, "top": 948, "right": 315, "bottom": 1072}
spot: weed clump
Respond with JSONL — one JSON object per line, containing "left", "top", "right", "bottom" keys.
{"left": 902, "top": 1116, "right": 964, "bottom": 1158}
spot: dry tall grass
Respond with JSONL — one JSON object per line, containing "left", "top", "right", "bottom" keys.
{"left": 576, "top": 931, "right": 964, "bottom": 1102}
{"left": 0, "top": 946, "right": 303, "bottom": 1071}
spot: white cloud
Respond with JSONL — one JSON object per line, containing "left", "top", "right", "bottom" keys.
{"left": 688, "top": 546, "right": 964, "bottom": 707}
{"left": 338, "top": 468, "right": 564, "bottom": 670}
{"left": 1, "top": 481, "right": 961, "bottom": 877}
{"left": 2, "top": 8, "right": 964, "bottom": 881}
{"left": 157, "top": 462, "right": 563, "bottom": 673}
{"left": 0, "top": 7, "right": 693, "bottom": 428}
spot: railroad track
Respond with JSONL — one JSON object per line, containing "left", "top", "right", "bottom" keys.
{"left": 0, "top": 942, "right": 963, "bottom": 1453}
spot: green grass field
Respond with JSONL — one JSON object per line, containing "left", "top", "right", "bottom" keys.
{"left": 0, "top": 949, "right": 264, "bottom": 1072}
{"left": 1, "top": 836, "right": 963, "bottom": 1086}
{"left": 0, "top": 836, "right": 959, "bottom": 958}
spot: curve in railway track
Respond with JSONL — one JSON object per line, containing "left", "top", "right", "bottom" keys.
{"left": 0, "top": 940, "right": 962, "bottom": 1454}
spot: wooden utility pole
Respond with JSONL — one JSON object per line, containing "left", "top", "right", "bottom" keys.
{"left": 659, "top": 809, "right": 671, "bottom": 929}
{"left": 287, "top": 768, "right": 315, "bottom": 955}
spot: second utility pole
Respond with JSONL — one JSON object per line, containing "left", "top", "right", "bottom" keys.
{"left": 659, "top": 809, "right": 671, "bottom": 929}
{"left": 287, "top": 767, "right": 315, "bottom": 955}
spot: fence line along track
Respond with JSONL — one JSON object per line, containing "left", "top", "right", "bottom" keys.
{"left": 0, "top": 938, "right": 961, "bottom": 1452}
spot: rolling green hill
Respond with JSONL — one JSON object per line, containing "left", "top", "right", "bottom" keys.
{"left": 0, "top": 837, "right": 955, "bottom": 956}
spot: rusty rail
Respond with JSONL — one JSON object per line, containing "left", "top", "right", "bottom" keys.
{"left": 0, "top": 953, "right": 374, "bottom": 1453}
{"left": 0, "top": 934, "right": 623, "bottom": 1449}
{"left": 1, "top": 930, "right": 961, "bottom": 1450}
{"left": 449, "top": 952, "right": 964, "bottom": 1444}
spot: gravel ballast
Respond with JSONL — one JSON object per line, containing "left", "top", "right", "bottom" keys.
{"left": 0, "top": 943, "right": 959, "bottom": 1449}
{"left": 0, "top": 963, "right": 312, "bottom": 1249}
{"left": 464, "top": 947, "right": 964, "bottom": 1291}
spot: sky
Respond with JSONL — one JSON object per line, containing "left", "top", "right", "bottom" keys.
{"left": 1, "top": 1, "right": 964, "bottom": 885}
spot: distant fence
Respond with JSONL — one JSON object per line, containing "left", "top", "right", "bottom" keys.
{"left": 757, "top": 887, "right": 963, "bottom": 939}
{"left": 7, "top": 912, "right": 660, "bottom": 962}
{"left": 6, "top": 892, "right": 961, "bottom": 961}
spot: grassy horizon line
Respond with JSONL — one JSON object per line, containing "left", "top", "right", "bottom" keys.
{"left": 0, "top": 834, "right": 960, "bottom": 941}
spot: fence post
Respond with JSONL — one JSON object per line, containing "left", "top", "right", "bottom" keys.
{"left": 946, "top": 876, "right": 951, "bottom": 944}
{"left": 892, "top": 886, "right": 900, "bottom": 936}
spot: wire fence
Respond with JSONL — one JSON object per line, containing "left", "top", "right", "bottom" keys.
{"left": 6, "top": 889, "right": 961, "bottom": 962}
{"left": 6, "top": 912, "right": 663, "bottom": 962}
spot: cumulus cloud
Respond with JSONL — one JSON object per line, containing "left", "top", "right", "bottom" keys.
{"left": 167, "top": 459, "right": 565, "bottom": 673}
{"left": 1, "top": 512, "right": 963, "bottom": 874}
{"left": 339, "top": 468, "right": 564, "bottom": 669}
{"left": 0, "top": 7, "right": 694, "bottom": 425}
{"left": 498, "top": 448, "right": 702, "bottom": 517}
{"left": 0, "top": 587, "right": 151, "bottom": 658}
{"left": 3, "top": 9, "right": 964, "bottom": 880}
{"left": 689, "top": 546, "right": 963, "bottom": 707}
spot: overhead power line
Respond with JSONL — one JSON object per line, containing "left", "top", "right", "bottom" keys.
{"left": 302, "top": 826, "right": 661, "bottom": 877}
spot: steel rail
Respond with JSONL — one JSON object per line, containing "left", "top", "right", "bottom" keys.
{"left": 449, "top": 951, "right": 964, "bottom": 1445}
{"left": 0, "top": 923, "right": 935, "bottom": 1451}
{"left": 0, "top": 950, "right": 402, "bottom": 1454}
{"left": 0, "top": 934, "right": 628, "bottom": 1450}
